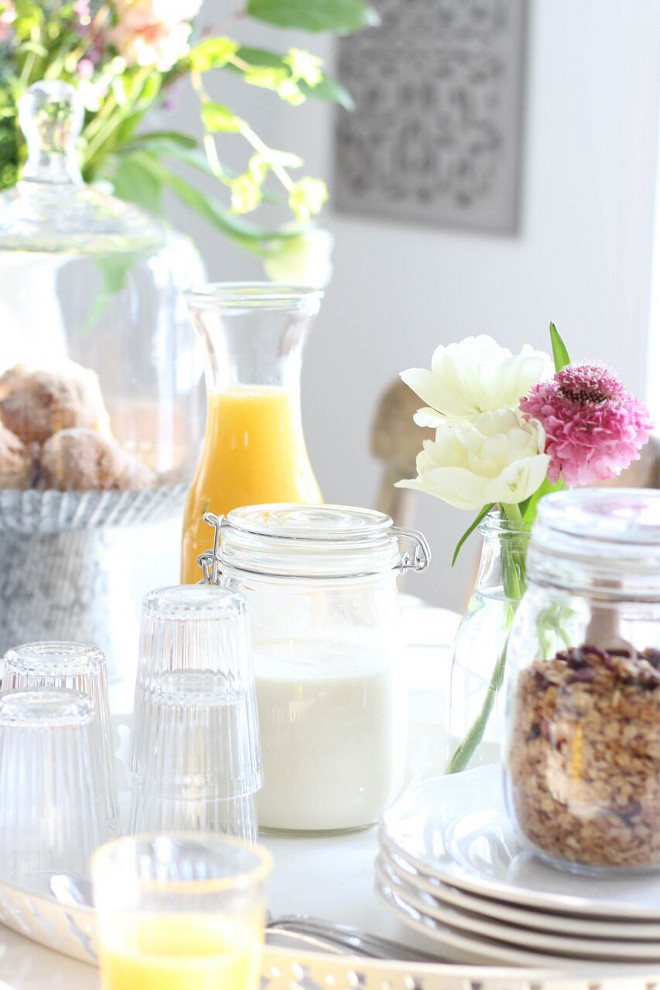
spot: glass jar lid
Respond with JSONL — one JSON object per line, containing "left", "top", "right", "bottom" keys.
{"left": 0, "top": 81, "right": 165, "bottom": 254}
{"left": 527, "top": 488, "right": 660, "bottom": 598}
{"left": 210, "top": 503, "right": 430, "bottom": 579}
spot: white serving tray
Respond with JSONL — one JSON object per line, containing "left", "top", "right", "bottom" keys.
{"left": 2, "top": 721, "right": 660, "bottom": 989}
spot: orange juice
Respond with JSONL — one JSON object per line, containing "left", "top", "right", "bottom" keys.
{"left": 181, "top": 385, "right": 321, "bottom": 582}
{"left": 98, "top": 914, "right": 262, "bottom": 990}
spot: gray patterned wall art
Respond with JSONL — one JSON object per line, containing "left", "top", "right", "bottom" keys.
{"left": 334, "top": 0, "right": 528, "bottom": 234}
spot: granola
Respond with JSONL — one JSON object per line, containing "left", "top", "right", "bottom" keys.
{"left": 508, "top": 644, "right": 660, "bottom": 868}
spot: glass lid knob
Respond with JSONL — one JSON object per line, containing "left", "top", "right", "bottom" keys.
{"left": 19, "top": 81, "right": 84, "bottom": 186}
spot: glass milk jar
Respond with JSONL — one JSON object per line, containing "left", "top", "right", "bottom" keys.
{"left": 206, "top": 504, "right": 430, "bottom": 833}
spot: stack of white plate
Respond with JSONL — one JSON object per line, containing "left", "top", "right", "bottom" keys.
{"left": 376, "top": 766, "right": 660, "bottom": 970}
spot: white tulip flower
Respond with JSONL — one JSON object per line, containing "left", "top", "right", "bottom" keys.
{"left": 401, "top": 335, "right": 553, "bottom": 424}
{"left": 396, "top": 408, "right": 550, "bottom": 510}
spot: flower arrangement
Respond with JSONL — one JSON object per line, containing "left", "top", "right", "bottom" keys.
{"left": 0, "top": 0, "right": 377, "bottom": 281}
{"left": 398, "top": 324, "right": 653, "bottom": 771}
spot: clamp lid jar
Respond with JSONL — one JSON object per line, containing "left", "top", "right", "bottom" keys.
{"left": 504, "top": 488, "right": 660, "bottom": 874}
{"left": 204, "top": 503, "right": 430, "bottom": 835}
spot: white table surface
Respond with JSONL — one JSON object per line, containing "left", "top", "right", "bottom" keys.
{"left": 0, "top": 602, "right": 460, "bottom": 989}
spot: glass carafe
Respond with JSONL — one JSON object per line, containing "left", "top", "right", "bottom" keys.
{"left": 181, "top": 284, "right": 322, "bottom": 582}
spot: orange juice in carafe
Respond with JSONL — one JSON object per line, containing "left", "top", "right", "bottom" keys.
{"left": 181, "top": 386, "right": 321, "bottom": 582}
{"left": 180, "top": 283, "right": 323, "bottom": 584}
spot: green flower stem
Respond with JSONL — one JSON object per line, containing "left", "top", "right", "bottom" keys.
{"left": 447, "top": 629, "right": 510, "bottom": 774}
{"left": 190, "top": 68, "right": 296, "bottom": 198}
{"left": 83, "top": 68, "right": 153, "bottom": 172}
{"left": 447, "top": 502, "right": 527, "bottom": 774}
{"left": 83, "top": 91, "right": 121, "bottom": 154}
{"left": 239, "top": 120, "right": 294, "bottom": 191}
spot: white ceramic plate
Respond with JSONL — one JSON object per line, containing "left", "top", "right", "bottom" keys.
{"left": 375, "top": 855, "right": 660, "bottom": 962}
{"left": 376, "top": 874, "right": 660, "bottom": 976}
{"left": 379, "top": 844, "right": 660, "bottom": 941}
{"left": 380, "top": 766, "right": 660, "bottom": 919}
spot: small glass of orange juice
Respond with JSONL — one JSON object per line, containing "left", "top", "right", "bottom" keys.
{"left": 91, "top": 833, "right": 272, "bottom": 990}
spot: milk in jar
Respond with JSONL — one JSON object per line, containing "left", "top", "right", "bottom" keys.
{"left": 208, "top": 504, "right": 430, "bottom": 834}
{"left": 255, "top": 641, "right": 404, "bottom": 831}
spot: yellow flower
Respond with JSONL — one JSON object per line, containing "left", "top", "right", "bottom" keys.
{"left": 230, "top": 174, "right": 262, "bottom": 214}
{"left": 288, "top": 178, "right": 328, "bottom": 222}
{"left": 283, "top": 48, "right": 324, "bottom": 87}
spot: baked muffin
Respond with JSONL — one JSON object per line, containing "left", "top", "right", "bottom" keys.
{"left": 0, "top": 361, "right": 111, "bottom": 445}
{"left": 41, "top": 428, "right": 124, "bottom": 491}
{"left": 116, "top": 454, "right": 155, "bottom": 491}
{"left": 0, "top": 423, "right": 33, "bottom": 489}
{"left": 40, "top": 428, "right": 155, "bottom": 492}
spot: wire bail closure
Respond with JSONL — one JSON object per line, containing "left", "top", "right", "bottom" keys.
{"left": 392, "top": 527, "right": 431, "bottom": 573}
{"left": 197, "top": 512, "right": 224, "bottom": 585}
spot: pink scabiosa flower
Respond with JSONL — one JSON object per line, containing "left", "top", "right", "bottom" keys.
{"left": 520, "top": 364, "right": 653, "bottom": 486}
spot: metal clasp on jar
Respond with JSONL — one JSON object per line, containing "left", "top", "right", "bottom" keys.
{"left": 392, "top": 527, "right": 431, "bottom": 573}
{"left": 197, "top": 511, "right": 224, "bottom": 585}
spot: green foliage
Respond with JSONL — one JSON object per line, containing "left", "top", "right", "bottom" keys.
{"left": 82, "top": 251, "right": 143, "bottom": 331}
{"left": 200, "top": 102, "right": 243, "bottom": 134}
{"left": 518, "top": 475, "right": 564, "bottom": 528}
{"left": 121, "top": 150, "right": 301, "bottom": 255}
{"left": 549, "top": 322, "right": 571, "bottom": 371}
{"left": 187, "top": 37, "right": 240, "bottom": 72}
{"left": 451, "top": 504, "right": 494, "bottom": 567}
{"left": 247, "top": 0, "right": 379, "bottom": 34}
{"left": 110, "top": 154, "right": 164, "bottom": 213}
{"left": 232, "top": 46, "right": 354, "bottom": 109}
{"left": 0, "top": 0, "right": 377, "bottom": 260}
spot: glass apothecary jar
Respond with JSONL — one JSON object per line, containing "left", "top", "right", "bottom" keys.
{"left": 0, "top": 81, "right": 203, "bottom": 501}
{"left": 202, "top": 504, "right": 430, "bottom": 834}
{"left": 0, "top": 80, "right": 204, "bottom": 664}
{"left": 504, "top": 488, "right": 660, "bottom": 874}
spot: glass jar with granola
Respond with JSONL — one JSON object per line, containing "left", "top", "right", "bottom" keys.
{"left": 503, "top": 487, "right": 660, "bottom": 873}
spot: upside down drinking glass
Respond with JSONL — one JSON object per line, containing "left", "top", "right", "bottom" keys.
{"left": 129, "top": 585, "right": 262, "bottom": 839}
{"left": 0, "top": 688, "right": 117, "bottom": 892}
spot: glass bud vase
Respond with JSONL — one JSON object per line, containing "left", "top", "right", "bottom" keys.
{"left": 447, "top": 512, "right": 529, "bottom": 773}
{"left": 181, "top": 283, "right": 323, "bottom": 583}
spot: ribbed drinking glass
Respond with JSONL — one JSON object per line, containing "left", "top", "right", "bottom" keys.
{"left": 2, "top": 640, "right": 118, "bottom": 827}
{"left": 129, "top": 586, "right": 262, "bottom": 840}
{"left": 0, "top": 688, "right": 117, "bottom": 893}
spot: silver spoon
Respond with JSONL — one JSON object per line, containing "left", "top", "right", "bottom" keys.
{"left": 266, "top": 915, "right": 441, "bottom": 961}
